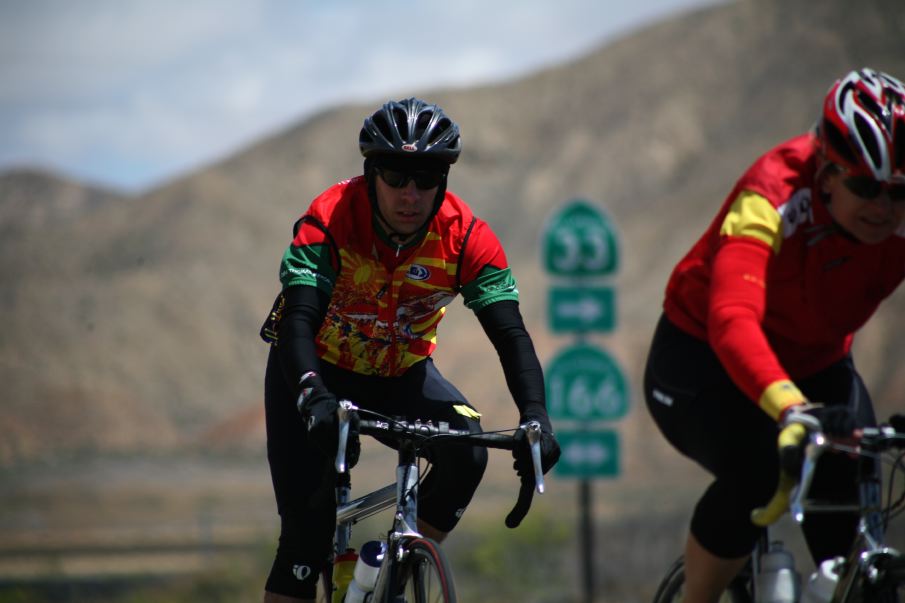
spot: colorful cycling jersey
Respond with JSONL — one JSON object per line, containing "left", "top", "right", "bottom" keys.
{"left": 277, "top": 176, "right": 518, "bottom": 376}
{"left": 664, "top": 133, "right": 905, "bottom": 419}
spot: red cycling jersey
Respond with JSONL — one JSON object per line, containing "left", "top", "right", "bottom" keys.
{"left": 664, "top": 133, "right": 905, "bottom": 419}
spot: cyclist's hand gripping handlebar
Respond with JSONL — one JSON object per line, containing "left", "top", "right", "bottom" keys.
{"left": 750, "top": 421, "right": 827, "bottom": 527}
{"left": 505, "top": 420, "right": 545, "bottom": 529}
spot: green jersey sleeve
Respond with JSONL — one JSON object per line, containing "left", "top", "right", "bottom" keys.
{"left": 279, "top": 243, "right": 337, "bottom": 295}
{"left": 461, "top": 265, "right": 520, "bottom": 312}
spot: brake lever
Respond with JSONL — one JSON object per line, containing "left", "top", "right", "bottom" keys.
{"left": 335, "top": 399, "right": 356, "bottom": 473}
{"left": 791, "top": 430, "right": 827, "bottom": 523}
{"left": 504, "top": 421, "right": 545, "bottom": 529}
{"left": 525, "top": 420, "right": 545, "bottom": 494}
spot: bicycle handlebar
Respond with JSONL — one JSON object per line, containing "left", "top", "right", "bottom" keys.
{"left": 751, "top": 419, "right": 905, "bottom": 527}
{"left": 334, "top": 400, "right": 545, "bottom": 528}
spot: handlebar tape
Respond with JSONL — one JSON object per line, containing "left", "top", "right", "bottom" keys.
{"left": 750, "top": 423, "right": 808, "bottom": 527}
{"left": 505, "top": 477, "right": 535, "bottom": 529}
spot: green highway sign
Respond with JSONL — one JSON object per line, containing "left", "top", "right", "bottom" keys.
{"left": 554, "top": 429, "right": 620, "bottom": 478}
{"left": 542, "top": 199, "right": 619, "bottom": 277}
{"left": 548, "top": 286, "right": 615, "bottom": 333}
{"left": 545, "top": 343, "right": 629, "bottom": 422}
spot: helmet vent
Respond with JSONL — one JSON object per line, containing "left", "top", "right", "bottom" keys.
{"left": 889, "top": 89, "right": 905, "bottom": 108}
{"left": 886, "top": 85, "right": 905, "bottom": 173}
{"left": 392, "top": 107, "right": 410, "bottom": 140}
{"left": 414, "top": 112, "right": 432, "bottom": 140}
{"left": 824, "top": 119, "right": 858, "bottom": 166}
{"left": 853, "top": 112, "right": 882, "bottom": 169}
{"left": 431, "top": 117, "right": 453, "bottom": 144}
{"left": 372, "top": 113, "right": 394, "bottom": 143}
{"left": 894, "top": 119, "right": 905, "bottom": 171}
{"left": 857, "top": 90, "right": 891, "bottom": 131}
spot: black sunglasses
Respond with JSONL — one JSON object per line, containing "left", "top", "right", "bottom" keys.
{"left": 843, "top": 176, "right": 905, "bottom": 202}
{"left": 375, "top": 167, "right": 445, "bottom": 190}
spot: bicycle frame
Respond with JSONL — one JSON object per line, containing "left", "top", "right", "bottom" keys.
{"left": 756, "top": 426, "right": 903, "bottom": 601}
{"left": 653, "top": 421, "right": 905, "bottom": 603}
{"left": 370, "top": 438, "right": 424, "bottom": 601}
{"left": 326, "top": 403, "right": 545, "bottom": 603}
{"left": 795, "top": 429, "right": 902, "bottom": 600}
{"left": 328, "top": 435, "right": 426, "bottom": 602}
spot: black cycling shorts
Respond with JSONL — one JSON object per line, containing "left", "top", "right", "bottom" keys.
{"left": 263, "top": 347, "right": 488, "bottom": 598}
{"left": 643, "top": 314, "right": 876, "bottom": 562}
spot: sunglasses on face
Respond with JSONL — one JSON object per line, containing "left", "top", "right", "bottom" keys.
{"left": 375, "top": 167, "right": 445, "bottom": 190}
{"left": 843, "top": 176, "right": 905, "bottom": 202}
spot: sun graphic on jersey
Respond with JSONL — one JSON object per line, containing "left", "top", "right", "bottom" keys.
{"left": 334, "top": 249, "right": 386, "bottom": 313}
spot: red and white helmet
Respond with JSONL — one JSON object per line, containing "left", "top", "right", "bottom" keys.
{"left": 818, "top": 68, "right": 905, "bottom": 183}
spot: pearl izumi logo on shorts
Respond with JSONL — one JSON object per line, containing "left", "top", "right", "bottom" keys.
{"left": 292, "top": 564, "right": 312, "bottom": 581}
{"left": 652, "top": 388, "right": 674, "bottom": 407}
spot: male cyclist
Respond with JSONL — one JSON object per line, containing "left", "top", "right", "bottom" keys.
{"left": 259, "top": 97, "right": 561, "bottom": 603}
{"left": 644, "top": 68, "right": 905, "bottom": 602}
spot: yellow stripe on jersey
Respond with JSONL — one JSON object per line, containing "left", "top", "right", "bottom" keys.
{"left": 720, "top": 191, "right": 783, "bottom": 254}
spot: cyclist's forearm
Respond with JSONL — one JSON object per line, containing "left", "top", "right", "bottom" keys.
{"left": 708, "top": 238, "right": 798, "bottom": 416}
{"left": 476, "top": 300, "right": 546, "bottom": 415}
{"left": 277, "top": 284, "right": 329, "bottom": 391}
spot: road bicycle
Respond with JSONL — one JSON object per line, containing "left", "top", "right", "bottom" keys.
{"left": 651, "top": 415, "right": 905, "bottom": 603}
{"left": 319, "top": 400, "right": 547, "bottom": 603}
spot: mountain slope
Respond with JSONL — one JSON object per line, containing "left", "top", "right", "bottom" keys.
{"left": 2, "top": 0, "right": 904, "bottom": 464}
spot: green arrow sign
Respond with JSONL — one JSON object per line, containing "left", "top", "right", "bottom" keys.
{"left": 542, "top": 199, "right": 619, "bottom": 277}
{"left": 545, "top": 343, "right": 629, "bottom": 422}
{"left": 548, "top": 286, "right": 615, "bottom": 333}
{"left": 554, "top": 429, "right": 620, "bottom": 478}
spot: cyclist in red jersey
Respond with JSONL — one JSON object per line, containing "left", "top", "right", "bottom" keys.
{"left": 259, "top": 98, "right": 560, "bottom": 603}
{"left": 644, "top": 68, "right": 905, "bottom": 602}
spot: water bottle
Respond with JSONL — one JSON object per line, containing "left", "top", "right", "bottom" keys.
{"left": 343, "top": 540, "right": 387, "bottom": 603}
{"left": 800, "top": 556, "right": 844, "bottom": 603}
{"left": 754, "top": 541, "right": 800, "bottom": 603}
{"left": 331, "top": 549, "right": 358, "bottom": 603}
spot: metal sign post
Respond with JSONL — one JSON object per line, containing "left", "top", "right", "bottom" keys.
{"left": 541, "top": 199, "right": 627, "bottom": 603}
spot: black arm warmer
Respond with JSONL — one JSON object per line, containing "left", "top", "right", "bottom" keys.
{"left": 277, "top": 284, "right": 330, "bottom": 392}
{"left": 475, "top": 300, "right": 546, "bottom": 416}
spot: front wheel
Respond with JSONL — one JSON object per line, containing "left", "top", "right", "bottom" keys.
{"left": 396, "top": 537, "right": 456, "bottom": 603}
{"left": 652, "top": 556, "right": 751, "bottom": 603}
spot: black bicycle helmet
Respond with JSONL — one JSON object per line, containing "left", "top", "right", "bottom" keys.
{"left": 359, "top": 98, "right": 462, "bottom": 164}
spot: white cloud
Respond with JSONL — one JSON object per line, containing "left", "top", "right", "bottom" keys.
{"left": 0, "top": 0, "right": 726, "bottom": 191}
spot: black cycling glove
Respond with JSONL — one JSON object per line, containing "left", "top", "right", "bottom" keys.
{"left": 296, "top": 372, "right": 360, "bottom": 469}
{"left": 780, "top": 402, "right": 855, "bottom": 478}
{"left": 783, "top": 402, "right": 856, "bottom": 437}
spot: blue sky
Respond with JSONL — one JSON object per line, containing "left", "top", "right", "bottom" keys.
{"left": 0, "top": 0, "right": 725, "bottom": 192}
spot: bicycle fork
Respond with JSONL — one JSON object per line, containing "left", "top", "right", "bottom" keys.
{"left": 370, "top": 440, "right": 421, "bottom": 601}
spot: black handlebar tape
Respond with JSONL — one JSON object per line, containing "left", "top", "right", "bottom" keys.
{"left": 505, "top": 477, "right": 535, "bottom": 529}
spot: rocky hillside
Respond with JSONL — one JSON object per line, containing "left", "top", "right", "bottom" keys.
{"left": 2, "top": 0, "right": 904, "bottom": 465}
